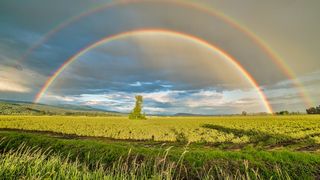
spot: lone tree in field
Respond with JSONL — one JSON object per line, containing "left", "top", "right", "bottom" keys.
{"left": 129, "top": 95, "right": 146, "bottom": 119}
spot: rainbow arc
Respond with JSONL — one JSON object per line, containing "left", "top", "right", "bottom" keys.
{"left": 24, "top": 0, "right": 312, "bottom": 108}
{"left": 34, "top": 29, "right": 273, "bottom": 113}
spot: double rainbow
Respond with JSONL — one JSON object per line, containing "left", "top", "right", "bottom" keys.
{"left": 34, "top": 29, "right": 273, "bottom": 113}
{"left": 27, "top": 0, "right": 313, "bottom": 111}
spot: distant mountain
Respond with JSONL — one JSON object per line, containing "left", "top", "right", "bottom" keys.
{"left": 52, "top": 103, "right": 119, "bottom": 113}
{"left": 0, "top": 100, "right": 123, "bottom": 116}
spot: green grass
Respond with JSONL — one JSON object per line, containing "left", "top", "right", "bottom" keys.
{"left": 0, "top": 131, "right": 319, "bottom": 179}
{"left": 0, "top": 142, "right": 270, "bottom": 180}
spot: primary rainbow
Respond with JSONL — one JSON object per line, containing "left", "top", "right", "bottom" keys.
{"left": 22, "top": 0, "right": 313, "bottom": 107}
{"left": 34, "top": 29, "right": 273, "bottom": 113}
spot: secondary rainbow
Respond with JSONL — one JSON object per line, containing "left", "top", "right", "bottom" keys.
{"left": 20, "top": 0, "right": 313, "bottom": 107}
{"left": 34, "top": 29, "right": 273, "bottom": 113}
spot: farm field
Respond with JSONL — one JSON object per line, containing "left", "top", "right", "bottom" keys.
{"left": 0, "top": 115, "right": 320, "bottom": 148}
{"left": 0, "top": 115, "right": 320, "bottom": 179}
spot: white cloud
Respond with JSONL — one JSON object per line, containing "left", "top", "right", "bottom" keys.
{"left": 129, "top": 81, "right": 142, "bottom": 87}
{"left": 0, "top": 65, "right": 41, "bottom": 93}
{"left": 0, "top": 77, "right": 30, "bottom": 92}
{"left": 44, "top": 94, "right": 76, "bottom": 102}
{"left": 141, "top": 90, "right": 184, "bottom": 103}
{"left": 42, "top": 87, "right": 267, "bottom": 114}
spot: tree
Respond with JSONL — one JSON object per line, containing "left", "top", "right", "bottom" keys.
{"left": 306, "top": 105, "right": 320, "bottom": 114}
{"left": 242, "top": 111, "right": 247, "bottom": 116}
{"left": 129, "top": 95, "right": 146, "bottom": 119}
{"left": 276, "top": 110, "right": 289, "bottom": 115}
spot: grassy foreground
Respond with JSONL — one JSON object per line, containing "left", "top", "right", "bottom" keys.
{"left": 0, "top": 131, "right": 319, "bottom": 179}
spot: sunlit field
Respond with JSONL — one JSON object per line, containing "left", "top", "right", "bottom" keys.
{"left": 0, "top": 115, "right": 320, "bottom": 179}
{"left": 1, "top": 115, "right": 320, "bottom": 145}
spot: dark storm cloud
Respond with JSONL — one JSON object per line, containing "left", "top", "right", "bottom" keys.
{"left": 205, "top": 0, "right": 320, "bottom": 75}
{"left": 2, "top": 0, "right": 288, "bottom": 83}
{"left": 0, "top": 0, "right": 112, "bottom": 32}
{"left": 47, "top": 35, "right": 255, "bottom": 97}
{"left": 0, "top": 0, "right": 319, "bottom": 113}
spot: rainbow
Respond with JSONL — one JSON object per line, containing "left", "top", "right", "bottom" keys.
{"left": 22, "top": 0, "right": 312, "bottom": 107}
{"left": 34, "top": 29, "right": 273, "bottom": 113}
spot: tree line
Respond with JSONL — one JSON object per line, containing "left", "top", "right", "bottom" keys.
{"left": 306, "top": 105, "right": 320, "bottom": 114}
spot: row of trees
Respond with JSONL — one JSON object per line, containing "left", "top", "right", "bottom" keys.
{"left": 129, "top": 96, "right": 319, "bottom": 118}
{"left": 306, "top": 105, "right": 320, "bottom": 114}
{"left": 242, "top": 110, "right": 302, "bottom": 116}
{"left": 273, "top": 105, "right": 320, "bottom": 115}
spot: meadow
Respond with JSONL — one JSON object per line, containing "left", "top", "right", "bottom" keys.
{"left": 0, "top": 115, "right": 320, "bottom": 179}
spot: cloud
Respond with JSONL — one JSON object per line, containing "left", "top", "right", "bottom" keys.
{"left": 263, "top": 71, "right": 320, "bottom": 111}
{"left": 0, "top": 63, "right": 45, "bottom": 94}
{"left": 1, "top": 0, "right": 319, "bottom": 113}
{"left": 47, "top": 33, "right": 256, "bottom": 97}
{"left": 129, "top": 81, "right": 142, "bottom": 87}
{"left": 183, "top": 90, "right": 223, "bottom": 108}
{"left": 0, "top": 66, "right": 29, "bottom": 93}
{"left": 42, "top": 87, "right": 265, "bottom": 114}
{"left": 141, "top": 90, "right": 184, "bottom": 103}
{"left": 2, "top": 0, "right": 290, "bottom": 88}
{"left": 0, "top": 78, "right": 30, "bottom": 93}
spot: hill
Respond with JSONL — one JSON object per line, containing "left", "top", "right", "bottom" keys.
{"left": 0, "top": 100, "right": 123, "bottom": 116}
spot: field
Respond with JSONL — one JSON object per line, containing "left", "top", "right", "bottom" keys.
{"left": 0, "top": 115, "right": 320, "bottom": 179}
{"left": 1, "top": 115, "right": 320, "bottom": 146}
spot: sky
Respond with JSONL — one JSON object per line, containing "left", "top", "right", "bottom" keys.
{"left": 0, "top": 0, "right": 319, "bottom": 114}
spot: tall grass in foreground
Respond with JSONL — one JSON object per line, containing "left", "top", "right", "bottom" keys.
{"left": 0, "top": 142, "right": 291, "bottom": 179}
